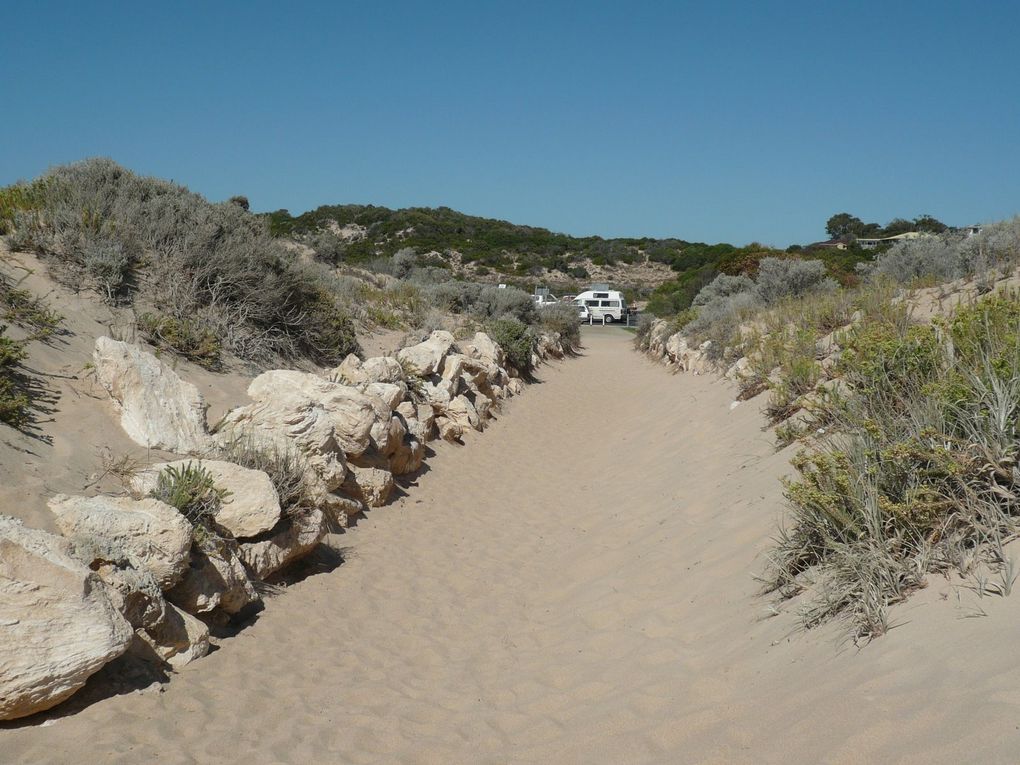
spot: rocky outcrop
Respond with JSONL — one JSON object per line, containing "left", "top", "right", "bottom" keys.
{"left": 0, "top": 517, "right": 133, "bottom": 721}
{"left": 166, "top": 542, "right": 259, "bottom": 616}
{"left": 48, "top": 494, "right": 193, "bottom": 590}
{"left": 397, "top": 330, "right": 455, "bottom": 376}
{"left": 92, "top": 337, "right": 212, "bottom": 454}
{"left": 134, "top": 603, "right": 210, "bottom": 668}
{"left": 238, "top": 508, "right": 328, "bottom": 580}
{"left": 131, "top": 460, "right": 281, "bottom": 539}
{"left": 6, "top": 328, "right": 570, "bottom": 717}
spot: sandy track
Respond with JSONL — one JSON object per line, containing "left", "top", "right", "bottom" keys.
{"left": 5, "top": 328, "right": 1020, "bottom": 764}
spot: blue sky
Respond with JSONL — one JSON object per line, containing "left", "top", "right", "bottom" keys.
{"left": 2, "top": 1, "right": 1018, "bottom": 246}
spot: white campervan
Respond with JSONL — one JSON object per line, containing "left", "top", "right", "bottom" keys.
{"left": 573, "top": 289, "right": 628, "bottom": 323}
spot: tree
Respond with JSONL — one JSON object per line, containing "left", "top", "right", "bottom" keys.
{"left": 228, "top": 195, "right": 250, "bottom": 211}
{"left": 913, "top": 214, "right": 947, "bottom": 233}
{"left": 826, "top": 213, "right": 865, "bottom": 240}
{"left": 882, "top": 218, "right": 914, "bottom": 237}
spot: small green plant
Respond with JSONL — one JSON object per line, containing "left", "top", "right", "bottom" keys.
{"left": 0, "top": 280, "right": 63, "bottom": 340}
{"left": 485, "top": 317, "right": 534, "bottom": 373}
{"left": 0, "top": 327, "right": 30, "bottom": 427}
{"left": 396, "top": 357, "right": 428, "bottom": 403}
{"left": 149, "top": 462, "right": 230, "bottom": 528}
{"left": 138, "top": 312, "right": 222, "bottom": 368}
{"left": 215, "top": 436, "right": 309, "bottom": 515}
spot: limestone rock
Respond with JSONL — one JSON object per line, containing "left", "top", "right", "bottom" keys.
{"left": 0, "top": 516, "right": 133, "bottom": 721}
{"left": 447, "top": 395, "right": 482, "bottom": 432}
{"left": 67, "top": 536, "right": 167, "bottom": 630}
{"left": 436, "top": 416, "right": 464, "bottom": 442}
{"left": 459, "top": 332, "right": 506, "bottom": 369}
{"left": 238, "top": 508, "right": 328, "bottom": 580}
{"left": 362, "top": 356, "right": 405, "bottom": 384}
{"left": 365, "top": 382, "right": 404, "bottom": 411}
{"left": 166, "top": 542, "right": 259, "bottom": 615}
{"left": 341, "top": 456, "right": 395, "bottom": 508}
{"left": 92, "top": 337, "right": 211, "bottom": 454}
{"left": 397, "top": 330, "right": 454, "bottom": 376}
{"left": 49, "top": 494, "right": 192, "bottom": 590}
{"left": 131, "top": 460, "right": 281, "bottom": 539}
{"left": 135, "top": 603, "right": 210, "bottom": 668}
{"left": 506, "top": 378, "right": 525, "bottom": 397}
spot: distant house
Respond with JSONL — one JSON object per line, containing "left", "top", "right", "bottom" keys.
{"left": 810, "top": 238, "right": 848, "bottom": 250}
{"left": 855, "top": 231, "right": 932, "bottom": 250}
{"left": 960, "top": 224, "right": 983, "bottom": 237}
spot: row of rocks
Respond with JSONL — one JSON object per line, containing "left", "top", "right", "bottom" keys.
{"left": 1, "top": 328, "right": 569, "bottom": 720}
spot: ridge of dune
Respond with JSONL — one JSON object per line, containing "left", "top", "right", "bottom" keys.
{"left": 4, "top": 327, "right": 1020, "bottom": 764}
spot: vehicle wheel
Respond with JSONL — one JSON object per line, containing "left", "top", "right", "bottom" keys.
{"left": 603, "top": 315, "right": 614, "bottom": 324}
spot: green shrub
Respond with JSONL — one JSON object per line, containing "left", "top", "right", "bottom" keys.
{"left": 538, "top": 302, "right": 580, "bottom": 351}
{"left": 0, "top": 328, "right": 29, "bottom": 427}
{"left": 138, "top": 312, "right": 222, "bottom": 368}
{"left": 149, "top": 462, "right": 230, "bottom": 528}
{"left": 0, "top": 280, "right": 62, "bottom": 340}
{"left": 765, "top": 292, "right": 1020, "bottom": 638}
{"left": 486, "top": 317, "right": 534, "bottom": 372}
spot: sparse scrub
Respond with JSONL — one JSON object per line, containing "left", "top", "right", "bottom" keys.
{"left": 473, "top": 285, "right": 538, "bottom": 324}
{"left": 764, "top": 292, "right": 1020, "bottom": 638}
{"left": 137, "top": 312, "right": 222, "bottom": 368}
{"left": 0, "top": 328, "right": 30, "bottom": 427}
{"left": 486, "top": 317, "right": 534, "bottom": 373}
{"left": 538, "top": 302, "right": 581, "bottom": 352}
{"left": 215, "top": 437, "right": 311, "bottom": 515}
{"left": 0, "top": 279, "right": 63, "bottom": 340}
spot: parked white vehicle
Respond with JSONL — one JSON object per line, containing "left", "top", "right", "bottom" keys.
{"left": 577, "top": 304, "right": 591, "bottom": 322}
{"left": 573, "top": 289, "right": 627, "bottom": 323}
{"left": 532, "top": 293, "right": 560, "bottom": 308}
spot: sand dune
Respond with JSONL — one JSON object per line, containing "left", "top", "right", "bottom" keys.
{"left": 4, "top": 327, "right": 1020, "bottom": 764}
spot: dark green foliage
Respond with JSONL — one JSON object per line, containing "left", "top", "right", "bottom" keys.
{"left": 485, "top": 317, "right": 534, "bottom": 373}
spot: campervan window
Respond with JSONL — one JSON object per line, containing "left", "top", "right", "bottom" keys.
{"left": 585, "top": 300, "right": 599, "bottom": 307}
{"left": 593, "top": 292, "right": 609, "bottom": 298}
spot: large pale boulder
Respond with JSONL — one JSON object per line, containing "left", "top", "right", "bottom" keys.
{"left": 130, "top": 460, "right": 281, "bottom": 540}
{"left": 446, "top": 394, "right": 481, "bottom": 432}
{"left": 362, "top": 356, "right": 405, "bottom": 384}
{"left": 506, "top": 378, "right": 526, "bottom": 397}
{"left": 389, "top": 434, "right": 424, "bottom": 475}
{"left": 436, "top": 416, "right": 464, "bottom": 442}
{"left": 49, "top": 495, "right": 192, "bottom": 590}
{"left": 166, "top": 542, "right": 259, "bottom": 615}
{"left": 459, "top": 332, "right": 505, "bottom": 369}
{"left": 135, "top": 603, "right": 210, "bottom": 668}
{"left": 397, "top": 330, "right": 455, "bottom": 376}
{"left": 329, "top": 354, "right": 369, "bottom": 385}
{"left": 238, "top": 508, "right": 328, "bottom": 580}
{"left": 219, "top": 370, "right": 376, "bottom": 463}
{"left": 341, "top": 456, "right": 395, "bottom": 508}
{"left": 365, "top": 382, "right": 404, "bottom": 412}
{"left": 92, "top": 337, "right": 212, "bottom": 454}
{"left": 0, "top": 517, "right": 133, "bottom": 721}
{"left": 68, "top": 536, "right": 167, "bottom": 630}
{"left": 396, "top": 401, "right": 436, "bottom": 443}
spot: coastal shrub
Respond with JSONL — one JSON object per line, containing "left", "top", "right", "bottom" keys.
{"left": 538, "top": 302, "right": 581, "bottom": 351}
{"left": 865, "top": 218, "right": 1020, "bottom": 286}
{"left": 753, "top": 258, "right": 836, "bottom": 304}
{"left": 486, "top": 317, "right": 534, "bottom": 372}
{"left": 764, "top": 292, "right": 1020, "bottom": 638}
{"left": 0, "top": 280, "right": 63, "bottom": 340}
{"left": 137, "top": 312, "right": 222, "bottom": 368}
{"left": 2, "top": 159, "right": 361, "bottom": 365}
{"left": 474, "top": 285, "right": 538, "bottom": 324}
{"left": 692, "top": 273, "right": 753, "bottom": 307}
{"left": 215, "top": 437, "right": 311, "bottom": 515}
{"left": 149, "top": 462, "right": 230, "bottom": 528}
{"left": 0, "top": 328, "right": 29, "bottom": 427}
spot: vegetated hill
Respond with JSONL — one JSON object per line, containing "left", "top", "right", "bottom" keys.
{"left": 267, "top": 204, "right": 881, "bottom": 310}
